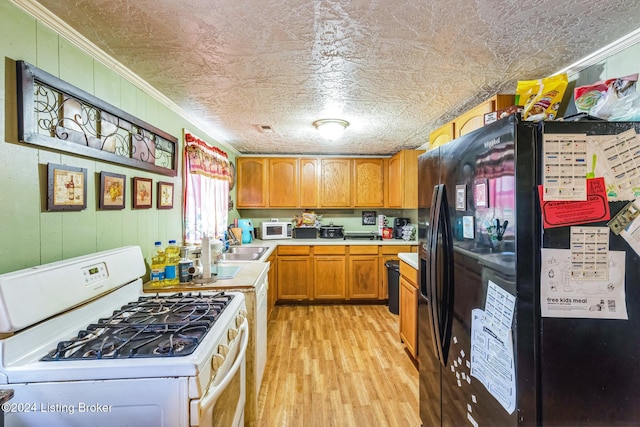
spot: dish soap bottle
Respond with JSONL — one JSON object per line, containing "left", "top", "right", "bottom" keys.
{"left": 164, "top": 240, "right": 180, "bottom": 285}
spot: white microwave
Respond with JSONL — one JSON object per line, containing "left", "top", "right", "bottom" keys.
{"left": 261, "top": 222, "right": 292, "bottom": 239}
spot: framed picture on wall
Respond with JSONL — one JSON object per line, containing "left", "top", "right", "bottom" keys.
{"left": 157, "top": 181, "right": 174, "bottom": 209}
{"left": 46, "top": 163, "right": 87, "bottom": 211}
{"left": 99, "top": 171, "right": 126, "bottom": 210}
{"left": 362, "top": 211, "right": 377, "bottom": 225}
{"left": 132, "top": 177, "right": 153, "bottom": 209}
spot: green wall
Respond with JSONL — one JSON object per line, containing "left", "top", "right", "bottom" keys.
{"left": 0, "top": 2, "right": 236, "bottom": 274}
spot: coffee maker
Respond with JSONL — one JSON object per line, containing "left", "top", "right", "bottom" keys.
{"left": 393, "top": 218, "right": 410, "bottom": 239}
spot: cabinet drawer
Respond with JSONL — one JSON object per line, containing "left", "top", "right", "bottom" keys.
{"left": 314, "top": 245, "right": 346, "bottom": 255}
{"left": 380, "top": 245, "right": 411, "bottom": 255}
{"left": 277, "top": 245, "right": 311, "bottom": 256}
{"left": 349, "top": 245, "right": 378, "bottom": 255}
{"left": 400, "top": 260, "right": 418, "bottom": 287}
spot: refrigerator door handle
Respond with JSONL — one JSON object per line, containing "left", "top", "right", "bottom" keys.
{"left": 438, "top": 184, "right": 454, "bottom": 366}
{"left": 428, "top": 183, "right": 455, "bottom": 367}
{"left": 428, "top": 184, "right": 445, "bottom": 363}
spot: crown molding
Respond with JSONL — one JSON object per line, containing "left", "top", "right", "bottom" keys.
{"left": 10, "top": 0, "right": 240, "bottom": 156}
{"left": 556, "top": 27, "right": 640, "bottom": 76}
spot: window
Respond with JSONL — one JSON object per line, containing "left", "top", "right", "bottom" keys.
{"left": 183, "top": 131, "right": 230, "bottom": 243}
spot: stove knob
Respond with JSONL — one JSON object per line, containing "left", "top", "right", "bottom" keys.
{"left": 218, "top": 344, "right": 229, "bottom": 357}
{"left": 235, "top": 313, "right": 246, "bottom": 328}
{"left": 211, "top": 353, "right": 225, "bottom": 373}
{"left": 228, "top": 327, "right": 238, "bottom": 341}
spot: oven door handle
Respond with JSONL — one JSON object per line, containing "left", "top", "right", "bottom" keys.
{"left": 198, "top": 321, "right": 249, "bottom": 411}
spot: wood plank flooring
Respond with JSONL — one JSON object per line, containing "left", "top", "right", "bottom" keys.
{"left": 257, "top": 305, "right": 420, "bottom": 427}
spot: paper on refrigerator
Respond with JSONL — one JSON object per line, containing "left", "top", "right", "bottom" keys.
{"left": 470, "top": 308, "right": 516, "bottom": 414}
{"left": 584, "top": 131, "right": 640, "bottom": 201}
{"left": 569, "top": 226, "right": 610, "bottom": 281}
{"left": 542, "top": 133, "right": 588, "bottom": 201}
{"left": 540, "top": 248, "right": 627, "bottom": 319}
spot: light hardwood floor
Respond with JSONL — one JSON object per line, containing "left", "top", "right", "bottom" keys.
{"left": 257, "top": 305, "right": 420, "bottom": 427}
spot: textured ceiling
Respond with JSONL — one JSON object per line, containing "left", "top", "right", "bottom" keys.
{"left": 29, "top": 0, "right": 640, "bottom": 155}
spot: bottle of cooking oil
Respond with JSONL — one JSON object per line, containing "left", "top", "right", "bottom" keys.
{"left": 164, "top": 240, "right": 180, "bottom": 285}
{"left": 150, "top": 241, "right": 166, "bottom": 284}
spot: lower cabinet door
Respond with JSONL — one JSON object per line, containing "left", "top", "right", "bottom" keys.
{"left": 399, "top": 276, "right": 418, "bottom": 358}
{"left": 277, "top": 257, "right": 312, "bottom": 301}
{"left": 313, "top": 256, "right": 346, "bottom": 299}
{"left": 348, "top": 256, "right": 379, "bottom": 300}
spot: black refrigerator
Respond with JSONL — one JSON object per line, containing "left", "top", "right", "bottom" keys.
{"left": 418, "top": 114, "right": 640, "bottom": 426}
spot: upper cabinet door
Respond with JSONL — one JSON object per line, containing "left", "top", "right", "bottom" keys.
{"left": 299, "top": 158, "right": 319, "bottom": 208}
{"left": 455, "top": 94, "right": 515, "bottom": 138}
{"left": 429, "top": 122, "right": 454, "bottom": 149}
{"left": 455, "top": 101, "right": 494, "bottom": 138}
{"left": 320, "top": 158, "right": 352, "bottom": 207}
{"left": 387, "top": 153, "right": 402, "bottom": 208}
{"left": 269, "top": 158, "right": 299, "bottom": 207}
{"left": 236, "top": 157, "right": 268, "bottom": 208}
{"left": 387, "top": 150, "right": 422, "bottom": 209}
{"left": 353, "top": 158, "right": 384, "bottom": 207}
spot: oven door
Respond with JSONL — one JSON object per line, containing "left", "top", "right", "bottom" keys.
{"left": 191, "top": 322, "right": 248, "bottom": 427}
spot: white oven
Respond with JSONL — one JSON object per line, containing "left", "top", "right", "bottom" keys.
{"left": 0, "top": 246, "right": 247, "bottom": 427}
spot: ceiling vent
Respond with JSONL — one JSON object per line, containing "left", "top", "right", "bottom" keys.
{"left": 254, "top": 124, "right": 274, "bottom": 133}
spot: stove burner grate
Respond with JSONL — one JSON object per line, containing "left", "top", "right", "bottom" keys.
{"left": 41, "top": 292, "right": 234, "bottom": 361}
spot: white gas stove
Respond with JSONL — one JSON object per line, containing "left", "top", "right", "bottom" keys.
{"left": 0, "top": 246, "right": 247, "bottom": 427}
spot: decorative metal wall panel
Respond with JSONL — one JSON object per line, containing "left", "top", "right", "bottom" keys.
{"left": 17, "top": 60, "right": 178, "bottom": 176}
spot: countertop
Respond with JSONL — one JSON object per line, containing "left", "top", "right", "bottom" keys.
{"left": 143, "top": 238, "right": 418, "bottom": 293}
{"left": 398, "top": 252, "right": 418, "bottom": 269}
{"left": 144, "top": 261, "right": 270, "bottom": 292}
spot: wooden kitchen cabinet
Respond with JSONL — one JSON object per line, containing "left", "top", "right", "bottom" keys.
{"left": 399, "top": 274, "right": 418, "bottom": 359}
{"left": 271, "top": 244, "right": 418, "bottom": 304}
{"left": 320, "top": 158, "right": 352, "bottom": 207}
{"left": 429, "top": 121, "right": 454, "bottom": 149}
{"left": 399, "top": 260, "right": 419, "bottom": 359}
{"left": 268, "top": 158, "right": 298, "bottom": 207}
{"left": 237, "top": 155, "right": 395, "bottom": 208}
{"left": 313, "top": 246, "right": 346, "bottom": 299}
{"left": 299, "top": 158, "right": 319, "bottom": 208}
{"left": 387, "top": 150, "right": 423, "bottom": 209}
{"left": 352, "top": 158, "right": 384, "bottom": 207}
{"left": 454, "top": 94, "right": 515, "bottom": 138}
{"left": 348, "top": 246, "right": 379, "bottom": 300}
{"left": 277, "top": 246, "right": 312, "bottom": 301}
{"left": 237, "top": 157, "right": 268, "bottom": 208}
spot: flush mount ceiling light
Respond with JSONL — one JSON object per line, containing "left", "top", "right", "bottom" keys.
{"left": 312, "top": 118, "right": 349, "bottom": 140}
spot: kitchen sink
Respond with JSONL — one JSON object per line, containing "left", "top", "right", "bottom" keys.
{"left": 226, "top": 246, "right": 268, "bottom": 255}
{"left": 220, "top": 252, "right": 262, "bottom": 261}
{"left": 219, "top": 247, "right": 269, "bottom": 261}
